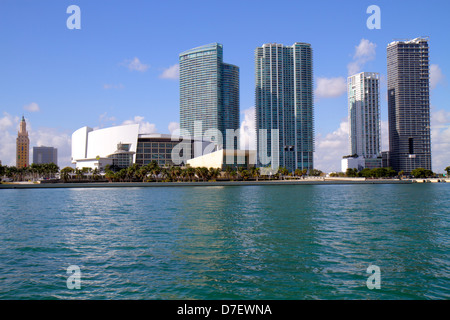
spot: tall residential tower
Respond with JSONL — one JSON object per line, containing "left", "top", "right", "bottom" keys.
{"left": 387, "top": 37, "right": 431, "bottom": 174}
{"left": 348, "top": 72, "right": 381, "bottom": 158}
{"left": 255, "top": 43, "right": 314, "bottom": 173}
{"left": 179, "top": 43, "right": 239, "bottom": 149}
{"left": 16, "top": 116, "right": 30, "bottom": 168}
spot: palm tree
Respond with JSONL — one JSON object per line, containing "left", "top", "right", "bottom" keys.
{"left": 251, "top": 167, "right": 260, "bottom": 181}
{"left": 126, "top": 163, "right": 140, "bottom": 182}
{"left": 29, "top": 163, "right": 38, "bottom": 181}
{"left": 60, "top": 167, "right": 74, "bottom": 182}
{"left": 241, "top": 169, "right": 250, "bottom": 181}
{"left": 203, "top": 167, "right": 211, "bottom": 181}
{"left": 194, "top": 167, "right": 209, "bottom": 182}
{"left": 237, "top": 166, "right": 245, "bottom": 181}
{"left": 278, "top": 167, "right": 289, "bottom": 180}
{"left": 0, "top": 165, "right": 5, "bottom": 182}
{"left": 194, "top": 167, "right": 202, "bottom": 182}
{"left": 91, "top": 168, "right": 100, "bottom": 181}
{"left": 74, "top": 168, "right": 82, "bottom": 181}
{"left": 80, "top": 167, "right": 90, "bottom": 180}
{"left": 48, "top": 163, "right": 59, "bottom": 179}
{"left": 230, "top": 169, "right": 237, "bottom": 181}
{"left": 152, "top": 166, "right": 162, "bottom": 182}
{"left": 105, "top": 170, "right": 115, "bottom": 182}
{"left": 185, "top": 166, "right": 195, "bottom": 182}
{"left": 225, "top": 166, "right": 233, "bottom": 181}
{"left": 180, "top": 168, "right": 188, "bottom": 182}
{"left": 160, "top": 167, "right": 170, "bottom": 182}
{"left": 173, "top": 167, "right": 182, "bottom": 182}
{"left": 5, "top": 166, "right": 17, "bottom": 181}
{"left": 294, "top": 168, "right": 303, "bottom": 178}
{"left": 136, "top": 166, "right": 148, "bottom": 182}
{"left": 445, "top": 166, "right": 450, "bottom": 177}
{"left": 209, "top": 167, "right": 221, "bottom": 181}
{"left": 116, "top": 168, "right": 127, "bottom": 182}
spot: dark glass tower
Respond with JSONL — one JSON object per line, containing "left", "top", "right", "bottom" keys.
{"left": 387, "top": 37, "right": 431, "bottom": 174}
{"left": 179, "top": 43, "right": 239, "bottom": 149}
{"left": 255, "top": 43, "right": 314, "bottom": 173}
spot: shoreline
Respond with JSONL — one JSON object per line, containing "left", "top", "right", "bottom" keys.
{"left": 0, "top": 178, "right": 429, "bottom": 189}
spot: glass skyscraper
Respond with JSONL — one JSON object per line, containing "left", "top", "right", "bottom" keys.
{"left": 255, "top": 43, "right": 314, "bottom": 173}
{"left": 387, "top": 37, "right": 431, "bottom": 174}
{"left": 179, "top": 43, "right": 239, "bottom": 149}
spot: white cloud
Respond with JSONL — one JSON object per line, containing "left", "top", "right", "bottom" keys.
{"left": 0, "top": 113, "right": 19, "bottom": 166}
{"left": 123, "top": 57, "right": 149, "bottom": 72}
{"left": 0, "top": 112, "right": 15, "bottom": 131}
{"left": 315, "top": 77, "right": 347, "bottom": 99}
{"left": 168, "top": 122, "right": 180, "bottom": 134}
{"left": 430, "top": 64, "right": 445, "bottom": 89}
{"left": 98, "top": 112, "right": 117, "bottom": 128}
{"left": 103, "top": 83, "right": 124, "bottom": 90}
{"left": 24, "top": 102, "right": 40, "bottom": 112}
{"left": 354, "top": 39, "right": 377, "bottom": 59}
{"left": 347, "top": 39, "right": 377, "bottom": 75}
{"left": 160, "top": 64, "right": 180, "bottom": 80}
{"left": 122, "top": 116, "right": 157, "bottom": 134}
{"left": 431, "top": 108, "right": 450, "bottom": 173}
{"left": 240, "top": 107, "right": 256, "bottom": 150}
{"left": 314, "top": 120, "right": 349, "bottom": 172}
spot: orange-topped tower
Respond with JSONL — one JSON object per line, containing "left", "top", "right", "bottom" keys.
{"left": 16, "top": 116, "right": 30, "bottom": 168}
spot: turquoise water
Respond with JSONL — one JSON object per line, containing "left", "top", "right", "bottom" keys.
{"left": 0, "top": 184, "right": 449, "bottom": 299}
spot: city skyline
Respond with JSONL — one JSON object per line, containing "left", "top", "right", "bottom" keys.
{"left": 0, "top": 1, "right": 449, "bottom": 173}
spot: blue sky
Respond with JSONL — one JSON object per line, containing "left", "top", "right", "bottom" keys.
{"left": 0, "top": 0, "right": 449, "bottom": 172}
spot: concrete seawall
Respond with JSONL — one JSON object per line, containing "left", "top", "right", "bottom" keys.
{"left": 0, "top": 179, "right": 418, "bottom": 189}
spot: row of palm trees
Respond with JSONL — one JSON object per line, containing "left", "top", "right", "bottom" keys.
{"left": 57, "top": 161, "right": 264, "bottom": 183}
{"left": 0, "top": 163, "right": 59, "bottom": 182}
{"left": 100, "top": 162, "right": 263, "bottom": 183}
{"left": 1, "top": 160, "right": 320, "bottom": 183}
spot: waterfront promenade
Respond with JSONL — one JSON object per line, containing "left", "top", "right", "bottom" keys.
{"left": 0, "top": 178, "right": 427, "bottom": 189}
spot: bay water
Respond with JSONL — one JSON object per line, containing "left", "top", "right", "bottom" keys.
{"left": 0, "top": 184, "right": 448, "bottom": 299}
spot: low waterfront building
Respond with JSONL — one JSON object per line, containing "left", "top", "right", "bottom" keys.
{"left": 187, "top": 149, "right": 256, "bottom": 170}
{"left": 71, "top": 124, "right": 213, "bottom": 170}
{"left": 341, "top": 156, "right": 382, "bottom": 172}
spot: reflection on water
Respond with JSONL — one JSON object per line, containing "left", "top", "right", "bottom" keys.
{"left": 0, "top": 184, "right": 449, "bottom": 299}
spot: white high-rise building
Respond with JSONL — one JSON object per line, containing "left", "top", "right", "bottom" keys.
{"left": 348, "top": 72, "right": 380, "bottom": 158}
{"left": 342, "top": 72, "right": 381, "bottom": 172}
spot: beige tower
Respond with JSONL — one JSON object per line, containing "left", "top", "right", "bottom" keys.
{"left": 16, "top": 116, "right": 30, "bottom": 168}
